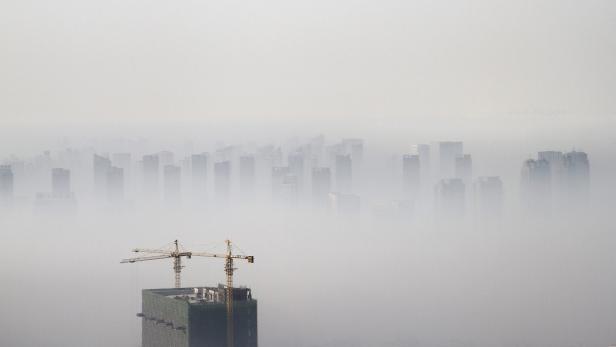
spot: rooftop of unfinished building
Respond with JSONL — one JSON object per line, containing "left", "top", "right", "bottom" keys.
{"left": 145, "top": 285, "right": 254, "bottom": 305}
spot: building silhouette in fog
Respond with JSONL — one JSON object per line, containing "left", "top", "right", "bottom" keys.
{"left": 214, "top": 161, "right": 231, "bottom": 201}
{"left": 140, "top": 286, "right": 257, "bottom": 347}
{"left": 164, "top": 165, "right": 181, "bottom": 204}
{"left": 191, "top": 153, "right": 208, "bottom": 199}
{"left": 143, "top": 154, "right": 160, "bottom": 197}
{"left": 435, "top": 178, "right": 465, "bottom": 219}
{"left": 93, "top": 154, "right": 111, "bottom": 195}
{"left": 35, "top": 168, "right": 76, "bottom": 212}
{"left": 158, "top": 151, "right": 175, "bottom": 168}
{"left": 521, "top": 158, "right": 551, "bottom": 212}
{"left": 563, "top": 150, "right": 590, "bottom": 200}
{"left": 112, "top": 153, "right": 131, "bottom": 193}
{"left": 438, "top": 141, "right": 463, "bottom": 179}
{"left": 412, "top": 144, "right": 431, "bottom": 181}
{"left": 52, "top": 168, "right": 71, "bottom": 197}
{"left": 455, "top": 154, "right": 472, "bottom": 184}
{"left": 0, "top": 165, "right": 14, "bottom": 203}
{"left": 538, "top": 151, "right": 565, "bottom": 194}
{"left": 239, "top": 155, "right": 256, "bottom": 196}
{"left": 335, "top": 154, "right": 352, "bottom": 193}
{"left": 312, "top": 167, "right": 331, "bottom": 207}
{"left": 271, "top": 166, "right": 289, "bottom": 202}
{"left": 342, "top": 138, "right": 364, "bottom": 168}
{"left": 474, "top": 176, "right": 503, "bottom": 220}
{"left": 288, "top": 152, "right": 305, "bottom": 194}
{"left": 402, "top": 155, "right": 420, "bottom": 197}
{"left": 107, "top": 166, "right": 124, "bottom": 202}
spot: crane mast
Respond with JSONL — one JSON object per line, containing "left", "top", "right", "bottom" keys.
{"left": 225, "top": 240, "right": 234, "bottom": 347}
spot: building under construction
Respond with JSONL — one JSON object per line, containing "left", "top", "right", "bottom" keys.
{"left": 140, "top": 285, "right": 257, "bottom": 347}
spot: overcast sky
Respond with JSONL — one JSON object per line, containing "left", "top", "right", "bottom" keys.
{"left": 1, "top": 0, "right": 615, "bottom": 131}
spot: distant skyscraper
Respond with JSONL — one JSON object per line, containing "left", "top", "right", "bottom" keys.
{"left": 142, "top": 154, "right": 160, "bottom": 197}
{"left": 343, "top": 138, "right": 364, "bottom": 167}
{"left": 438, "top": 141, "right": 463, "bottom": 178}
{"left": 455, "top": 154, "right": 472, "bottom": 184}
{"left": 563, "top": 151, "right": 590, "bottom": 201}
{"left": 164, "top": 165, "right": 181, "bottom": 204}
{"left": 112, "top": 153, "right": 132, "bottom": 192}
{"left": 0, "top": 165, "right": 14, "bottom": 201}
{"left": 474, "top": 176, "right": 503, "bottom": 220}
{"left": 239, "top": 155, "right": 256, "bottom": 196}
{"left": 191, "top": 153, "right": 208, "bottom": 198}
{"left": 107, "top": 166, "right": 124, "bottom": 202}
{"left": 326, "top": 143, "right": 346, "bottom": 168}
{"left": 402, "top": 155, "right": 420, "bottom": 197}
{"left": 52, "top": 168, "right": 71, "bottom": 197}
{"left": 158, "top": 151, "right": 175, "bottom": 167}
{"left": 412, "top": 144, "right": 430, "bottom": 181}
{"left": 93, "top": 154, "right": 112, "bottom": 195}
{"left": 335, "top": 154, "right": 352, "bottom": 193}
{"left": 435, "top": 178, "right": 465, "bottom": 219}
{"left": 538, "top": 151, "right": 564, "bottom": 167}
{"left": 538, "top": 151, "right": 565, "bottom": 194}
{"left": 214, "top": 161, "right": 231, "bottom": 201}
{"left": 288, "top": 152, "right": 305, "bottom": 193}
{"left": 271, "top": 166, "right": 289, "bottom": 201}
{"left": 35, "top": 169, "right": 75, "bottom": 212}
{"left": 521, "top": 158, "right": 551, "bottom": 212}
{"left": 312, "top": 167, "right": 331, "bottom": 207}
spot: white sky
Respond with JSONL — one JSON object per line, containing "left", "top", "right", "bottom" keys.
{"left": 1, "top": 0, "right": 615, "bottom": 129}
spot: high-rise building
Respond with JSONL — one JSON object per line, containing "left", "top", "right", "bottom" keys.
{"left": 107, "top": 166, "right": 124, "bottom": 202}
{"left": 438, "top": 141, "right": 463, "bottom": 178}
{"left": 434, "top": 178, "right": 465, "bottom": 219}
{"left": 402, "top": 155, "right": 420, "bottom": 197}
{"left": 412, "top": 144, "right": 430, "bottom": 182}
{"left": 93, "top": 154, "right": 112, "bottom": 195}
{"left": 312, "top": 167, "right": 331, "bottom": 207}
{"left": 0, "top": 165, "right": 14, "bottom": 201}
{"left": 52, "top": 168, "right": 71, "bottom": 197}
{"left": 112, "top": 153, "right": 132, "bottom": 192}
{"left": 521, "top": 158, "right": 551, "bottom": 212}
{"left": 158, "top": 151, "right": 175, "bottom": 168}
{"left": 164, "top": 165, "right": 182, "bottom": 204}
{"left": 538, "top": 151, "right": 565, "bottom": 194}
{"left": 563, "top": 150, "right": 590, "bottom": 200}
{"left": 214, "top": 161, "right": 231, "bottom": 201}
{"left": 271, "top": 166, "right": 289, "bottom": 201}
{"left": 140, "top": 285, "right": 257, "bottom": 347}
{"left": 288, "top": 152, "right": 304, "bottom": 193}
{"left": 342, "top": 138, "right": 364, "bottom": 168}
{"left": 474, "top": 176, "right": 503, "bottom": 219}
{"left": 335, "top": 154, "right": 352, "bottom": 194}
{"left": 191, "top": 153, "right": 208, "bottom": 198}
{"left": 239, "top": 155, "right": 256, "bottom": 196}
{"left": 455, "top": 154, "right": 472, "bottom": 185}
{"left": 538, "top": 151, "right": 564, "bottom": 168}
{"left": 143, "top": 154, "right": 160, "bottom": 197}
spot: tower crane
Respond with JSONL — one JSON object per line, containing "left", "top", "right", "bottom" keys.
{"left": 121, "top": 240, "right": 193, "bottom": 288}
{"left": 190, "top": 240, "right": 254, "bottom": 347}
{"left": 121, "top": 239, "right": 254, "bottom": 347}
